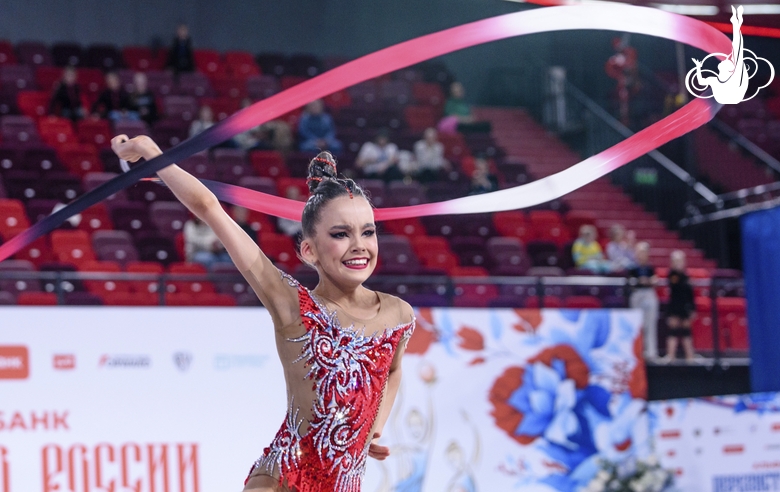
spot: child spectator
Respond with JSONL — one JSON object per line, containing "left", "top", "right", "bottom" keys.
{"left": 572, "top": 225, "right": 611, "bottom": 273}
{"left": 130, "top": 72, "right": 158, "bottom": 125}
{"left": 468, "top": 156, "right": 498, "bottom": 195}
{"left": 606, "top": 224, "right": 637, "bottom": 271}
{"left": 298, "top": 99, "right": 342, "bottom": 154}
{"left": 183, "top": 216, "right": 230, "bottom": 269}
{"left": 92, "top": 72, "right": 136, "bottom": 121}
{"left": 412, "top": 127, "right": 450, "bottom": 183}
{"left": 49, "top": 66, "right": 85, "bottom": 121}
{"left": 629, "top": 242, "right": 659, "bottom": 360}
{"left": 356, "top": 128, "right": 402, "bottom": 182}
{"left": 166, "top": 24, "right": 195, "bottom": 75}
{"left": 663, "top": 250, "right": 696, "bottom": 362}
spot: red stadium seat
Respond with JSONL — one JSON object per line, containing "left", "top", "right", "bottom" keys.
{"left": 194, "top": 49, "right": 224, "bottom": 79}
{"left": 165, "top": 292, "right": 198, "bottom": 306}
{"left": 210, "top": 77, "right": 247, "bottom": 101}
{"left": 51, "top": 229, "right": 95, "bottom": 266}
{"left": 324, "top": 90, "right": 351, "bottom": 111}
{"left": 13, "top": 236, "right": 54, "bottom": 268}
{"left": 80, "top": 260, "right": 128, "bottom": 296}
{"left": 717, "top": 298, "right": 748, "bottom": 351}
{"left": 17, "top": 292, "right": 58, "bottom": 306}
{"left": 382, "top": 218, "right": 426, "bottom": 238}
{"left": 16, "top": 91, "right": 50, "bottom": 118}
{"left": 77, "top": 204, "right": 113, "bottom": 233}
{"left": 195, "top": 292, "right": 237, "bottom": 307}
{"left": 250, "top": 150, "right": 288, "bottom": 178}
{"left": 38, "top": 116, "right": 77, "bottom": 147}
{"left": 259, "top": 233, "right": 298, "bottom": 270}
{"left": 103, "top": 291, "right": 158, "bottom": 306}
{"left": 122, "top": 46, "right": 167, "bottom": 71}
{"left": 280, "top": 76, "right": 307, "bottom": 90}
{"left": 0, "top": 41, "right": 17, "bottom": 66}
{"left": 564, "top": 296, "right": 602, "bottom": 309}
{"left": 126, "top": 261, "right": 164, "bottom": 294}
{"left": 200, "top": 97, "right": 240, "bottom": 121}
{"left": 276, "top": 177, "right": 308, "bottom": 198}
{"left": 411, "top": 82, "right": 445, "bottom": 107}
{"left": 77, "top": 119, "right": 112, "bottom": 148}
{"left": 493, "top": 211, "right": 533, "bottom": 242}
{"left": 224, "top": 51, "right": 260, "bottom": 79}
{"left": 0, "top": 198, "right": 30, "bottom": 239}
{"left": 57, "top": 143, "right": 102, "bottom": 177}
{"left": 525, "top": 296, "right": 564, "bottom": 308}
{"left": 403, "top": 106, "right": 438, "bottom": 133}
{"left": 167, "top": 262, "right": 215, "bottom": 294}
{"left": 34, "top": 66, "right": 64, "bottom": 92}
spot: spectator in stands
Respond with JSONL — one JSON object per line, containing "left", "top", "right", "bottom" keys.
{"left": 277, "top": 186, "right": 304, "bottom": 237}
{"left": 443, "top": 82, "right": 491, "bottom": 134}
{"left": 412, "top": 127, "right": 450, "bottom": 183}
{"left": 92, "top": 72, "right": 137, "bottom": 121}
{"left": 572, "top": 225, "right": 611, "bottom": 273}
{"left": 234, "top": 98, "right": 293, "bottom": 153}
{"left": 189, "top": 105, "right": 215, "bottom": 138}
{"left": 49, "top": 66, "right": 85, "bottom": 121}
{"left": 183, "top": 215, "right": 230, "bottom": 269}
{"left": 232, "top": 206, "right": 256, "bottom": 240}
{"left": 356, "top": 128, "right": 403, "bottom": 182}
{"left": 663, "top": 250, "right": 695, "bottom": 362}
{"left": 628, "top": 242, "right": 659, "bottom": 360}
{"left": 130, "top": 72, "right": 158, "bottom": 125}
{"left": 606, "top": 224, "right": 637, "bottom": 270}
{"left": 298, "top": 99, "right": 342, "bottom": 154}
{"left": 166, "top": 24, "right": 195, "bottom": 75}
{"left": 468, "top": 156, "right": 498, "bottom": 195}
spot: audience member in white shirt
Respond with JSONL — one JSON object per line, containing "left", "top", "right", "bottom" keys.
{"left": 355, "top": 128, "right": 403, "bottom": 182}
{"left": 412, "top": 127, "right": 450, "bottom": 183}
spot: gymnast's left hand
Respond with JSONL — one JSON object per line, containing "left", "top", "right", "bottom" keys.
{"left": 111, "top": 134, "right": 163, "bottom": 163}
{"left": 368, "top": 432, "right": 390, "bottom": 461}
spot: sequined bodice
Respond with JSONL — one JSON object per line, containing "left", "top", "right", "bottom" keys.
{"left": 247, "top": 275, "right": 414, "bottom": 492}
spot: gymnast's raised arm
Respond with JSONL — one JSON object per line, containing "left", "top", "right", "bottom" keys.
{"left": 110, "top": 135, "right": 299, "bottom": 327}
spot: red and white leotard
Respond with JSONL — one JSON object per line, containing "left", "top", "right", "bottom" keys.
{"left": 246, "top": 273, "right": 414, "bottom": 491}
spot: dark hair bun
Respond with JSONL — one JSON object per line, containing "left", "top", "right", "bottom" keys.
{"left": 307, "top": 151, "right": 338, "bottom": 193}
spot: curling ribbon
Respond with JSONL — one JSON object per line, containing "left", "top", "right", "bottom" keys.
{"left": 0, "top": 3, "right": 730, "bottom": 261}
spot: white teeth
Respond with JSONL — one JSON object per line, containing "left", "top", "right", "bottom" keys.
{"left": 344, "top": 259, "right": 368, "bottom": 266}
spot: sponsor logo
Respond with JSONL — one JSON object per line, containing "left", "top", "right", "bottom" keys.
{"left": 174, "top": 352, "right": 193, "bottom": 372}
{"left": 724, "top": 444, "right": 745, "bottom": 454}
{"left": 53, "top": 354, "right": 75, "bottom": 370}
{"left": 0, "top": 346, "right": 29, "bottom": 380}
{"left": 98, "top": 354, "right": 151, "bottom": 368}
{"left": 42, "top": 442, "right": 199, "bottom": 491}
{"left": 214, "top": 354, "right": 268, "bottom": 370}
{"left": 659, "top": 430, "right": 681, "bottom": 439}
{"left": 0, "top": 411, "right": 69, "bottom": 431}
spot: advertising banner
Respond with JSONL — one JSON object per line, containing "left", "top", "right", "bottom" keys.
{"left": 0, "top": 307, "right": 645, "bottom": 491}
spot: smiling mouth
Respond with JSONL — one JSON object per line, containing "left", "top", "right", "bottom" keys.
{"left": 343, "top": 258, "right": 369, "bottom": 269}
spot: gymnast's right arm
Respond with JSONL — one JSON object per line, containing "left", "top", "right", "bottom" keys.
{"left": 110, "top": 135, "right": 299, "bottom": 326}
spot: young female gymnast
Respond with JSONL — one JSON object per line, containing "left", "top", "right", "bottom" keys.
{"left": 111, "top": 135, "right": 416, "bottom": 492}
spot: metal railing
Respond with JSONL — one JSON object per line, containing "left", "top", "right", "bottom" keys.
{"left": 0, "top": 271, "right": 745, "bottom": 362}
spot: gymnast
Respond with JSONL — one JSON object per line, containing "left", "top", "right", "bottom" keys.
{"left": 692, "top": 5, "right": 748, "bottom": 104}
{"left": 111, "top": 134, "right": 415, "bottom": 492}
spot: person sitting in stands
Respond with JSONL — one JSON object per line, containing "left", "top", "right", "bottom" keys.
{"left": 412, "top": 127, "right": 450, "bottom": 183}
{"left": 92, "top": 72, "right": 136, "bottom": 121}
{"left": 183, "top": 215, "right": 231, "bottom": 269}
{"left": 166, "top": 24, "right": 195, "bottom": 75}
{"left": 49, "top": 66, "right": 85, "bottom": 121}
{"left": 572, "top": 225, "right": 611, "bottom": 273}
{"left": 356, "top": 128, "right": 403, "bottom": 182}
{"left": 298, "top": 99, "right": 342, "bottom": 154}
{"left": 468, "top": 156, "right": 498, "bottom": 195}
{"left": 189, "top": 105, "right": 215, "bottom": 138}
{"left": 130, "top": 72, "right": 158, "bottom": 125}
{"left": 443, "top": 82, "right": 492, "bottom": 134}
{"left": 232, "top": 205, "right": 256, "bottom": 240}
{"left": 234, "top": 98, "right": 292, "bottom": 152}
{"left": 606, "top": 224, "right": 637, "bottom": 271}
{"left": 662, "top": 250, "right": 696, "bottom": 363}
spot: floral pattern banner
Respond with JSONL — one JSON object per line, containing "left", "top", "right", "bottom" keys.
{"left": 363, "top": 308, "right": 649, "bottom": 491}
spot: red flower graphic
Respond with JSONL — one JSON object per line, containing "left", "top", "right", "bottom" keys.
{"left": 457, "top": 326, "right": 485, "bottom": 351}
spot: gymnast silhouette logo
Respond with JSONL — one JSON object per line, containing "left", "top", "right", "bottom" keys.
{"left": 686, "top": 6, "right": 774, "bottom": 104}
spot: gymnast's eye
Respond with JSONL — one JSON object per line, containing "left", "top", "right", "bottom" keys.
{"left": 363, "top": 229, "right": 375, "bottom": 237}
{"left": 331, "top": 232, "right": 348, "bottom": 239}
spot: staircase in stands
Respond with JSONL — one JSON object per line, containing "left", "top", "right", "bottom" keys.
{"left": 475, "top": 106, "right": 717, "bottom": 270}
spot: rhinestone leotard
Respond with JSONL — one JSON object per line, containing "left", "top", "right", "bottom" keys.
{"left": 246, "top": 274, "right": 414, "bottom": 491}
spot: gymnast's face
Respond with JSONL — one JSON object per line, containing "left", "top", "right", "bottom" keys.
{"left": 302, "top": 195, "right": 378, "bottom": 287}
